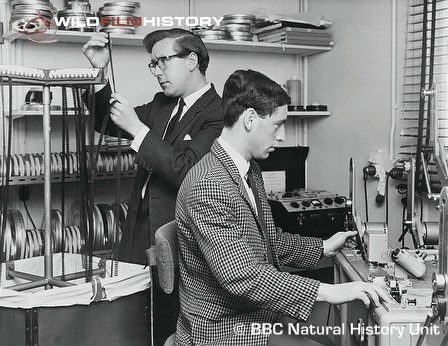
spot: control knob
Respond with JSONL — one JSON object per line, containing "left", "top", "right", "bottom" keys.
{"left": 302, "top": 200, "right": 311, "bottom": 207}
{"left": 290, "top": 202, "right": 300, "bottom": 208}
{"left": 324, "top": 198, "right": 333, "bottom": 205}
{"left": 334, "top": 196, "right": 345, "bottom": 204}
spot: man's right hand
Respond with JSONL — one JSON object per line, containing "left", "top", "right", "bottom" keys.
{"left": 82, "top": 32, "right": 110, "bottom": 68}
{"left": 317, "top": 282, "right": 390, "bottom": 308}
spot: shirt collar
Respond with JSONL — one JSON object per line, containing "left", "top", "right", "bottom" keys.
{"left": 217, "top": 136, "right": 250, "bottom": 179}
{"left": 182, "top": 83, "right": 211, "bottom": 109}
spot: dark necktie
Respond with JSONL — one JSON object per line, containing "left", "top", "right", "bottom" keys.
{"left": 246, "top": 167, "right": 275, "bottom": 266}
{"left": 165, "top": 98, "right": 185, "bottom": 138}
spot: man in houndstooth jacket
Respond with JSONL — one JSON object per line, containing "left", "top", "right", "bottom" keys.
{"left": 175, "top": 69, "right": 388, "bottom": 345}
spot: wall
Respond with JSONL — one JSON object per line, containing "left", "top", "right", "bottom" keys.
{"left": 305, "top": 0, "right": 427, "bottom": 248}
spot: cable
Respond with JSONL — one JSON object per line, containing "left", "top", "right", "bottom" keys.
{"left": 22, "top": 200, "right": 37, "bottom": 230}
{"left": 325, "top": 303, "right": 332, "bottom": 328}
{"left": 401, "top": 198, "right": 406, "bottom": 248}
{"left": 362, "top": 165, "right": 376, "bottom": 221}
{"left": 364, "top": 178, "right": 369, "bottom": 222}
{"left": 385, "top": 174, "right": 390, "bottom": 225}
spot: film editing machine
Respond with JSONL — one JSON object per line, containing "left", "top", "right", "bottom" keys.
{"left": 334, "top": 158, "right": 438, "bottom": 346}
{"left": 334, "top": 85, "right": 448, "bottom": 345}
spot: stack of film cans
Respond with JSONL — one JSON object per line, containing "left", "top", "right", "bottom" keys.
{"left": 221, "top": 14, "right": 255, "bottom": 41}
{"left": 58, "top": 1, "right": 95, "bottom": 32}
{"left": 9, "top": 0, "right": 57, "bottom": 33}
{"left": 98, "top": 1, "right": 140, "bottom": 35}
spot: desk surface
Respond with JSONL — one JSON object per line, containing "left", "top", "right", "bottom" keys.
{"left": 333, "top": 249, "right": 447, "bottom": 346}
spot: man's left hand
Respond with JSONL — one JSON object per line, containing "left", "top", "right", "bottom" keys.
{"left": 109, "top": 93, "right": 145, "bottom": 137}
{"left": 323, "top": 230, "right": 357, "bottom": 257}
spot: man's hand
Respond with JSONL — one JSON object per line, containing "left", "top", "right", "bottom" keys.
{"left": 317, "top": 282, "right": 390, "bottom": 308}
{"left": 322, "top": 230, "right": 357, "bottom": 257}
{"left": 109, "top": 93, "right": 145, "bottom": 137}
{"left": 82, "top": 32, "right": 110, "bottom": 68}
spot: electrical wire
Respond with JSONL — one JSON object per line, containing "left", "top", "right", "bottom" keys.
{"left": 385, "top": 174, "right": 390, "bottom": 225}
{"left": 364, "top": 178, "right": 369, "bottom": 222}
{"left": 23, "top": 200, "right": 37, "bottom": 230}
{"left": 401, "top": 199, "right": 406, "bottom": 248}
{"left": 325, "top": 303, "right": 332, "bottom": 329}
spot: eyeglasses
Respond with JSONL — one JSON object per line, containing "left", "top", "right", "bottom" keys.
{"left": 148, "top": 53, "right": 190, "bottom": 73}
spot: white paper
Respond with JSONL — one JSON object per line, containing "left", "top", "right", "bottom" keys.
{"left": 262, "top": 171, "right": 286, "bottom": 194}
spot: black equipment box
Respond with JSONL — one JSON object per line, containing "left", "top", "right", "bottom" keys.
{"left": 256, "top": 146, "right": 346, "bottom": 239}
{"left": 268, "top": 191, "right": 346, "bottom": 238}
{"left": 256, "top": 146, "right": 308, "bottom": 191}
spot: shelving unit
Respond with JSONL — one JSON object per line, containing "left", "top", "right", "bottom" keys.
{"left": 0, "top": 170, "right": 136, "bottom": 186}
{"left": 6, "top": 109, "right": 87, "bottom": 120}
{"left": 287, "top": 111, "right": 331, "bottom": 118}
{"left": 4, "top": 30, "right": 333, "bottom": 56}
{"left": 10, "top": 110, "right": 328, "bottom": 119}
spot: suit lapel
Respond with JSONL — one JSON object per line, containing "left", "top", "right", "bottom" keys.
{"left": 212, "top": 141, "right": 264, "bottom": 232}
{"left": 166, "top": 84, "right": 218, "bottom": 143}
{"left": 212, "top": 141, "right": 278, "bottom": 267}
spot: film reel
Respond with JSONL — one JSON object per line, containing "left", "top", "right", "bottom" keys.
{"left": 11, "top": 17, "right": 46, "bottom": 34}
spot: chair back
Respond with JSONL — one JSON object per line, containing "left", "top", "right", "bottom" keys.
{"left": 154, "top": 220, "right": 178, "bottom": 294}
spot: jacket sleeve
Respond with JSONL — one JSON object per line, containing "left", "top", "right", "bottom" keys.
{"left": 135, "top": 96, "right": 222, "bottom": 188}
{"left": 251, "top": 163, "right": 324, "bottom": 270}
{"left": 186, "top": 177, "right": 320, "bottom": 322}
{"left": 274, "top": 229, "right": 323, "bottom": 269}
{"left": 83, "top": 82, "right": 152, "bottom": 140}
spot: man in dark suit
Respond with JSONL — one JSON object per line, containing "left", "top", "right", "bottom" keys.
{"left": 176, "top": 69, "right": 388, "bottom": 345}
{"left": 82, "top": 29, "right": 222, "bottom": 345}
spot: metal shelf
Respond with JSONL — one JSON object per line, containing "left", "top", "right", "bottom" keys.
{"left": 4, "top": 30, "right": 333, "bottom": 56}
{"left": 287, "top": 111, "right": 331, "bottom": 118}
{"left": 6, "top": 109, "right": 88, "bottom": 120}
{"left": 1, "top": 170, "right": 136, "bottom": 186}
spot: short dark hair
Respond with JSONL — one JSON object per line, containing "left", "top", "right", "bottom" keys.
{"left": 143, "top": 28, "right": 209, "bottom": 75}
{"left": 222, "top": 69, "right": 291, "bottom": 127}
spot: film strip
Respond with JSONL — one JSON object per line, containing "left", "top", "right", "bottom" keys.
{"left": 1, "top": 201, "right": 128, "bottom": 261}
{"left": 0, "top": 151, "right": 136, "bottom": 177}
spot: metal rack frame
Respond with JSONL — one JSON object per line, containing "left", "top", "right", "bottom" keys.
{"left": 0, "top": 68, "right": 105, "bottom": 291}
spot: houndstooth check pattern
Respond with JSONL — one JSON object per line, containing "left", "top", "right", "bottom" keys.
{"left": 175, "top": 140, "right": 324, "bottom": 345}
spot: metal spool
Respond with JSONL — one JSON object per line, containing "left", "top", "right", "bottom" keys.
{"left": 100, "top": 27, "right": 135, "bottom": 34}
{"left": 228, "top": 32, "right": 254, "bottom": 42}
{"left": 222, "top": 14, "right": 256, "bottom": 25}
{"left": 8, "top": 209, "right": 26, "bottom": 260}
{"left": 224, "top": 23, "right": 253, "bottom": 33}
{"left": 64, "top": 0, "right": 91, "bottom": 11}
{"left": 9, "top": 0, "right": 57, "bottom": 31}
{"left": 103, "top": 1, "right": 140, "bottom": 9}
{"left": 194, "top": 29, "right": 229, "bottom": 40}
